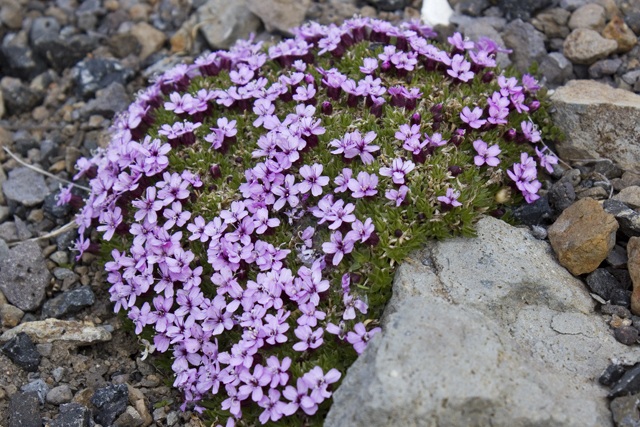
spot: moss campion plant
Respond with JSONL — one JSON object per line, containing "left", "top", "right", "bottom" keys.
{"left": 62, "top": 17, "right": 561, "bottom": 427}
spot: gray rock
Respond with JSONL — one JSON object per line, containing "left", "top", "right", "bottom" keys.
{"left": 563, "top": 28, "right": 618, "bottom": 65}
{"left": 502, "top": 19, "right": 547, "bottom": 73}
{"left": 114, "top": 406, "right": 145, "bottom": 427}
{"left": 33, "top": 34, "right": 96, "bottom": 73}
{"left": 0, "top": 222, "right": 19, "bottom": 243}
{"left": 539, "top": 52, "right": 574, "bottom": 87}
{"left": 14, "top": 216, "right": 31, "bottom": 241}
{"left": 620, "top": 0, "right": 640, "bottom": 33}
{"left": 1, "top": 332, "right": 40, "bottom": 372}
{"left": 548, "top": 179, "right": 576, "bottom": 212}
{"left": 365, "top": 0, "right": 410, "bottom": 10}
{"left": 568, "top": 3, "right": 606, "bottom": 31}
{"left": 610, "top": 393, "right": 640, "bottom": 426}
{"left": 588, "top": 58, "right": 622, "bottom": 78}
{"left": 326, "top": 216, "right": 640, "bottom": 427}
{"left": 49, "top": 251, "right": 68, "bottom": 265}
{"left": 457, "top": 0, "right": 491, "bottom": 16}
{"left": 586, "top": 268, "right": 623, "bottom": 300}
{"left": 622, "top": 69, "right": 640, "bottom": 86}
{"left": 599, "top": 363, "right": 627, "bottom": 386}
{"left": 42, "top": 287, "right": 95, "bottom": 319}
{"left": 0, "top": 46, "right": 48, "bottom": 81}
{"left": 56, "top": 229, "right": 77, "bottom": 252}
{"left": 450, "top": 15, "right": 511, "bottom": 67}
{"left": 615, "top": 325, "right": 640, "bottom": 345}
{"left": 2, "top": 167, "right": 50, "bottom": 207}
{"left": 43, "top": 191, "right": 71, "bottom": 219}
{"left": 71, "top": 58, "right": 134, "bottom": 101}
{"left": 52, "top": 268, "right": 75, "bottom": 281}
{"left": 511, "top": 195, "right": 553, "bottom": 225}
{"left": 29, "top": 17, "right": 60, "bottom": 44}
{"left": 91, "top": 384, "right": 129, "bottom": 426}
{"left": 608, "top": 245, "right": 629, "bottom": 268}
{"left": 0, "top": 241, "right": 51, "bottom": 312}
{"left": 0, "top": 77, "right": 44, "bottom": 116}
{"left": 8, "top": 392, "right": 40, "bottom": 427}
{"left": 610, "top": 363, "right": 640, "bottom": 397}
{"left": 603, "top": 199, "right": 640, "bottom": 238}
{"left": 51, "top": 402, "right": 91, "bottom": 427}
{"left": 246, "top": 0, "right": 310, "bottom": 36}
{"left": 196, "top": 0, "right": 261, "bottom": 50}
{"left": 551, "top": 80, "right": 640, "bottom": 171}
{"left": 78, "top": 82, "right": 130, "bottom": 119}
{"left": 560, "top": 0, "right": 586, "bottom": 11}
{"left": 47, "top": 384, "right": 73, "bottom": 405}
{"left": 0, "top": 238, "right": 10, "bottom": 263}
{"left": 22, "top": 378, "right": 49, "bottom": 404}
{"left": 496, "top": 0, "right": 552, "bottom": 20}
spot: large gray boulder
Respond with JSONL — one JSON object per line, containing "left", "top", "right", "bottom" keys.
{"left": 325, "top": 216, "right": 640, "bottom": 427}
{"left": 551, "top": 80, "right": 640, "bottom": 172}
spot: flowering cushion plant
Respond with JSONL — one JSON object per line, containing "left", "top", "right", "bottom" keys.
{"left": 63, "top": 16, "right": 562, "bottom": 427}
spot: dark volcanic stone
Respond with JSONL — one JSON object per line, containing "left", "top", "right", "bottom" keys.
{"left": 43, "top": 192, "right": 71, "bottom": 219}
{"left": 90, "top": 384, "right": 129, "bottom": 426}
{"left": 586, "top": 268, "right": 623, "bottom": 301}
{"left": 0, "top": 78, "right": 44, "bottom": 116}
{"left": 33, "top": 34, "right": 96, "bottom": 74}
{"left": 601, "top": 304, "right": 632, "bottom": 318}
{"left": 611, "top": 288, "right": 632, "bottom": 308}
{"left": 0, "top": 46, "right": 48, "bottom": 80}
{"left": 603, "top": 199, "right": 640, "bottom": 238}
{"left": 71, "top": 58, "right": 134, "bottom": 100}
{"left": 615, "top": 326, "right": 639, "bottom": 345}
{"left": 1, "top": 332, "right": 40, "bottom": 372}
{"left": 106, "top": 33, "right": 141, "bottom": 58}
{"left": 50, "top": 403, "right": 91, "bottom": 427}
{"left": 609, "top": 363, "right": 640, "bottom": 398}
{"left": 548, "top": 180, "right": 576, "bottom": 212}
{"left": 600, "top": 363, "right": 628, "bottom": 386}
{"left": 497, "top": 0, "right": 553, "bottom": 20}
{"left": 42, "top": 286, "right": 95, "bottom": 319}
{"left": 79, "top": 82, "right": 131, "bottom": 118}
{"left": 2, "top": 167, "right": 50, "bottom": 207}
{"left": 511, "top": 196, "right": 553, "bottom": 226}
{"left": 8, "top": 391, "right": 41, "bottom": 427}
{"left": 0, "top": 240, "right": 52, "bottom": 311}
{"left": 365, "top": 0, "right": 410, "bottom": 11}
{"left": 29, "top": 16, "right": 60, "bottom": 44}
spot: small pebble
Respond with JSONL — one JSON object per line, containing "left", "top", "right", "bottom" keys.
{"left": 614, "top": 325, "right": 639, "bottom": 345}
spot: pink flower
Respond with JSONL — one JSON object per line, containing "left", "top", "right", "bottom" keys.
{"left": 460, "top": 106, "right": 486, "bottom": 129}
{"left": 437, "top": 188, "right": 463, "bottom": 209}
{"left": 379, "top": 158, "right": 415, "bottom": 185}
{"left": 322, "top": 231, "right": 355, "bottom": 266}
{"left": 385, "top": 185, "right": 408, "bottom": 206}
{"left": 473, "top": 139, "right": 501, "bottom": 167}
{"left": 343, "top": 130, "right": 379, "bottom": 165}
{"left": 348, "top": 171, "right": 378, "bottom": 198}
{"left": 346, "top": 322, "right": 381, "bottom": 354}
{"left": 535, "top": 146, "right": 559, "bottom": 174}
{"left": 298, "top": 164, "right": 330, "bottom": 197}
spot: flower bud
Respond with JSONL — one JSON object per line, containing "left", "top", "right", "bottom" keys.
{"left": 529, "top": 100, "right": 540, "bottom": 112}
{"left": 305, "top": 73, "right": 315, "bottom": 85}
{"left": 430, "top": 104, "right": 443, "bottom": 114}
{"left": 394, "top": 229, "right": 403, "bottom": 238}
{"left": 448, "top": 165, "right": 463, "bottom": 176}
{"left": 504, "top": 129, "right": 516, "bottom": 142}
{"left": 322, "top": 101, "right": 333, "bottom": 115}
{"left": 381, "top": 61, "right": 392, "bottom": 73}
{"left": 209, "top": 165, "right": 222, "bottom": 179}
{"left": 481, "top": 71, "right": 494, "bottom": 83}
{"left": 411, "top": 113, "right": 421, "bottom": 126}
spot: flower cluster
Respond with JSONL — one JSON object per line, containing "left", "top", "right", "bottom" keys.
{"left": 64, "top": 16, "right": 560, "bottom": 427}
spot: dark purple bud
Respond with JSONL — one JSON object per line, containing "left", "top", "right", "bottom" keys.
{"left": 350, "top": 273, "right": 361, "bottom": 283}
{"left": 504, "top": 129, "right": 516, "bottom": 142}
{"left": 396, "top": 36, "right": 408, "bottom": 51}
{"left": 529, "top": 101, "right": 540, "bottom": 112}
{"left": 69, "top": 195, "right": 84, "bottom": 209}
{"left": 370, "top": 103, "right": 383, "bottom": 118}
{"left": 304, "top": 98, "right": 317, "bottom": 106}
{"left": 226, "top": 176, "right": 233, "bottom": 183}
{"left": 208, "top": 184, "right": 217, "bottom": 192}
{"left": 417, "top": 212, "right": 425, "bottom": 221}
{"left": 396, "top": 68, "right": 408, "bottom": 78}
{"left": 490, "top": 209, "right": 504, "bottom": 218}
{"left": 411, "top": 113, "right": 421, "bottom": 126}
{"left": 405, "top": 74, "right": 412, "bottom": 85}
{"left": 190, "top": 192, "right": 197, "bottom": 202}
{"left": 432, "top": 113, "right": 443, "bottom": 122}
{"left": 210, "top": 164, "right": 222, "bottom": 179}
{"left": 481, "top": 71, "right": 494, "bottom": 83}
{"left": 381, "top": 61, "right": 392, "bottom": 73}
{"left": 430, "top": 104, "right": 443, "bottom": 114}
{"left": 451, "top": 129, "right": 465, "bottom": 147}
{"left": 322, "top": 101, "right": 333, "bottom": 115}
{"left": 367, "top": 232, "right": 380, "bottom": 246}
{"left": 331, "top": 44, "right": 346, "bottom": 58}
{"left": 235, "top": 156, "right": 243, "bottom": 164}
{"left": 405, "top": 98, "right": 417, "bottom": 111}
{"left": 394, "top": 229, "right": 403, "bottom": 238}
{"left": 431, "top": 122, "right": 441, "bottom": 131}
{"left": 87, "top": 242, "right": 101, "bottom": 254}
{"left": 448, "top": 165, "right": 463, "bottom": 176}
{"left": 305, "top": 73, "right": 315, "bottom": 85}
{"left": 347, "top": 94, "right": 359, "bottom": 108}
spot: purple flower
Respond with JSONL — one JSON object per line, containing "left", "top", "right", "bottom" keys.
{"left": 325, "top": 199, "right": 356, "bottom": 230}
{"left": 334, "top": 168, "right": 352, "bottom": 193}
{"left": 343, "top": 131, "right": 379, "bottom": 165}
{"left": 460, "top": 106, "right": 486, "bottom": 129}
{"left": 342, "top": 294, "right": 368, "bottom": 320}
{"left": 302, "top": 366, "right": 341, "bottom": 403}
{"left": 379, "top": 158, "right": 415, "bottom": 185}
{"left": 447, "top": 54, "right": 474, "bottom": 82}
{"left": 521, "top": 121, "right": 541, "bottom": 143}
{"left": 298, "top": 164, "right": 330, "bottom": 197}
{"left": 266, "top": 356, "right": 291, "bottom": 388}
{"left": 535, "top": 146, "right": 559, "bottom": 174}
{"left": 346, "top": 322, "right": 381, "bottom": 354}
{"left": 97, "top": 207, "right": 123, "bottom": 241}
{"left": 345, "top": 218, "right": 374, "bottom": 243}
{"left": 360, "top": 57, "right": 379, "bottom": 74}
{"left": 522, "top": 74, "right": 540, "bottom": 93}
{"left": 348, "top": 171, "right": 378, "bottom": 198}
{"left": 239, "top": 364, "right": 270, "bottom": 402}
{"left": 221, "top": 388, "right": 242, "bottom": 419}
{"left": 473, "top": 139, "right": 501, "bottom": 167}
{"left": 56, "top": 184, "right": 73, "bottom": 206}
{"left": 283, "top": 378, "right": 318, "bottom": 416}
{"left": 293, "top": 325, "right": 324, "bottom": 351}
{"left": 448, "top": 32, "right": 474, "bottom": 51}
{"left": 272, "top": 174, "right": 299, "bottom": 211}
{"left": 437, "top": 188, "right": 463, "bottom": 210}
{"left": 258, "top": 389, "right": 287, "bottom": 424}
{"left": 297, "top": 302, "right": 326, "bottom": 327}
{"left": 163, "top": 201, "right": 191, "bottom": 230}
{"left": 132, "top": 186, "right": 164, "bottom": 223}
{"left": 385, "top": 185, "right": 409, "bottom": 207}
{"left": 253, "top": 208, "right": 280, "bottom": 234}
{"left": 322, "top": 231, "right": 355, "bottom": 266}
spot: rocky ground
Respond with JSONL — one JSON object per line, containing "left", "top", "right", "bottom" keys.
{"left": 1, "top": 0, "right": 640, "bottom": 426}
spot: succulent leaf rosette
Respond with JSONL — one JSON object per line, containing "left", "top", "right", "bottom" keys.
{"left": 64, "top": 17, "right": 561, "bottom": 427}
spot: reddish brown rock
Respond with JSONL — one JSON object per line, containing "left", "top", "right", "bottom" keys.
{"left": 602, "top": 15, "right": 637, "bottom": 53}
{"left": 547, "top": 198, "right": 618, "bottom": 275}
